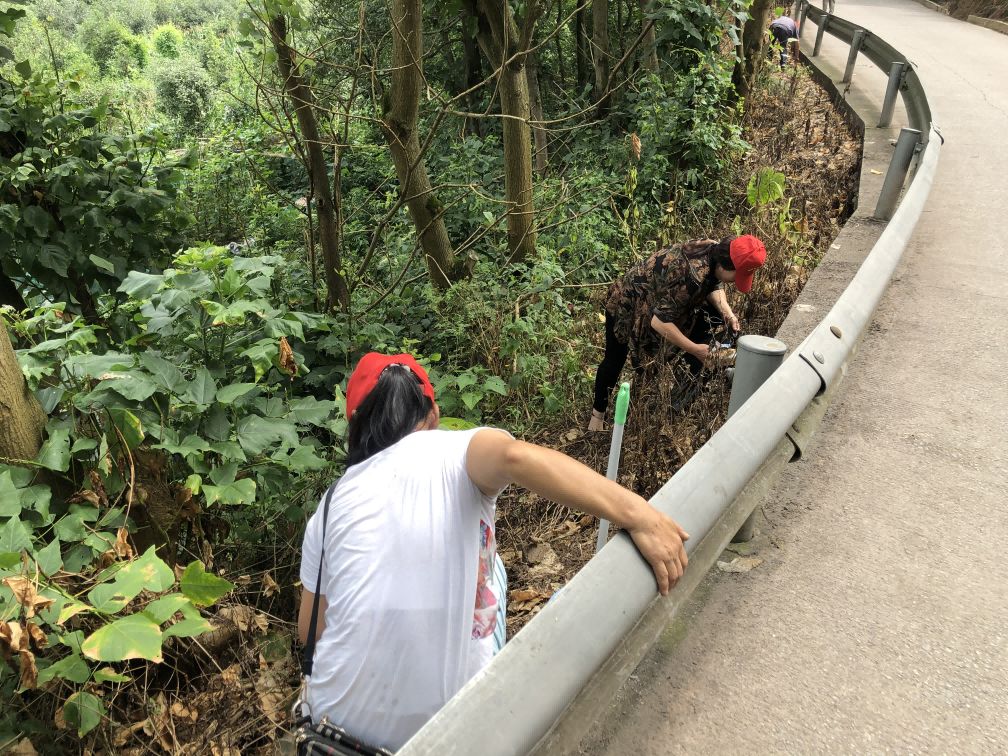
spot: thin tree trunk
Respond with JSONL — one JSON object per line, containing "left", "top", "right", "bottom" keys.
{"left": 555, "top": 0, "right": 566, "bottom": 86}
{"left": 640, "top": 0, "right": 658, "bottom": 72}
{"left": 592, "top": 0, "right": 610, "bottom": 114}
{"left": 467, "top": 0, "right": 539, "bottom": 264}
{"left": 0, "top": 318, "right": 47, "bottom": 464}
{"left": 382, "top": 0, "right": 462, "bottom": 290}
{"left": 525, "top": 50, "right": 548, "bottom": 178}
{"left": 462, "top": 6, "right": 486, "bottom": 136}
{"left": 732, "top": 0, "right": 775, "bottom": 105}
{"left": 575, "top": 3, "right": 588, "bottom": 92}
{"left": 268, "top": 14, "right": 350, "bottom": 312}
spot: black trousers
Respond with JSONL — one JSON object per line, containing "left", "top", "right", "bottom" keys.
{"left": 593, "top": 305, "right": 722, "bottom": 413}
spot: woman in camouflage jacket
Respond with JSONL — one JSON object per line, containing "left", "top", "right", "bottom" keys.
{"left": 588, "top": 235, "right": 766, "bottom": 432}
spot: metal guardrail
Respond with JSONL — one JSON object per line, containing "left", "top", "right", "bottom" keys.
{"left": 398, "top": 6, "right": 942, "bottom": 755}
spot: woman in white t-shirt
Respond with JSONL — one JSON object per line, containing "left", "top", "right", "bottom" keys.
{"left": 298, "top": 352, "right": 689, "bottom": 751}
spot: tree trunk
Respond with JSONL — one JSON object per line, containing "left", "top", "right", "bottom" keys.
{"left": 268, "top": 15, "right": 350, "bottom": 312}
{"left": 382, "top": 0, "right": 463, "bottom": 290}
{"left": 592, "top": 0, "right": 610, "bottom": 113}
{"left": 0, "top": 318, "right": 47, "bottom": 464}
{"left": 555, "top": 0, "right": 566, "bottom": 86}
{"left": 575, "top": 3, "right": 588, "bottom": 92}
{"left": 462, "top": 5, "right": 485, "bottom": 136}
{"left": 640, "top": 0, "right": 658, "bottom": 73}
{"left": 525, "top": 50, "right": 548, "bottom": 178}
{"left": 467, "top": 0, "right": 538, "bottom": 264}
{"left": 732, "top": 0, "right": 775, "bottom": 105}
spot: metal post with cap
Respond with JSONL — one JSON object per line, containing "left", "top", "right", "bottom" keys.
{"left": 879, "top": 61, "right": 906, "bottom": 128}
{"left": 813, "top": 12, "right": 829, "bottom": 56}
{"left": 595, "top": 382, "right": 630, "bottom": 553}
{"left": 874, "top": 127, "right": 921, "bottom": 221}
{"left": 843, "top": 29, "right": 866, "bottom": 84}
{"left": 726, "top": 335, "right": 788, "bottom": 542}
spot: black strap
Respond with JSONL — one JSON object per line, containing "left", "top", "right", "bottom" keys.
{"left": 301, "top": 482, "right": 337, "bottom": 677}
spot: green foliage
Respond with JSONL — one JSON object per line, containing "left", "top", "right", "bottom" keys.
{"left": 153, "top": 55, "right": 213, "bottom": 127}
{"left": 746, "top": 167, "right": 786, "bottom": 207}
{"left": 0, "top": 70, "right": 194, "bottom": 319}
{"left": 153, "top": 23, "right": 185, "bottom": 58}
{"left": 81, "top": 18, "right": 148, "bottom": 77}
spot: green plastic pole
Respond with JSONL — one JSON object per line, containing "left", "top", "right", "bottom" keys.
{"left": 596, "top": 383, "right": 630, "bottom": 553}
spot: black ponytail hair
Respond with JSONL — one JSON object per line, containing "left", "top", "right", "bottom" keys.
{"left": 345, "top": 365, "right": 434, "bottom": 466}
{"left": 709, "top": 236, "right": 736, "bottom": 274}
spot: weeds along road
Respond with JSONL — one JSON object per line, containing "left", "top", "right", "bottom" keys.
{"left": 578, "top": 1, "right": 1008, "bottom": 753}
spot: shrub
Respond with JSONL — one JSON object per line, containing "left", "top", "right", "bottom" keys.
{"left": 81, "top": 17, "right": 148, "bottom": 76}
{"left": 153, "top": 55, "right": 214, "bottom": 128}
{"left": 153, "top": 22, "right": 184, "bottom": 58}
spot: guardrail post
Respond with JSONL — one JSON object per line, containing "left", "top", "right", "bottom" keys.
{"left": 799, "top": 1, "right": 810, "bottom": 38}
{"left": 843, "top": 29, "right": 866, "bottom": 83}
{"left": 813, "top": 12, "right": 829, "bottom": 57}
{"left": 726, "top": 336, "right": 788, "bottom": 542}
{"left": 874, "top": 127, "right": 922, "bottom": 221}
{"left": 879, "top": 62, "right": 906, "bottom": 128}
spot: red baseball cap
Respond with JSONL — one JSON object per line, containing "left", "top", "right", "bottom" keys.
{"left": 345, "top": 353, "right": 436, "bottom": 419}
{"left": 729, "top": 235, "right": 767, "bottom": 294}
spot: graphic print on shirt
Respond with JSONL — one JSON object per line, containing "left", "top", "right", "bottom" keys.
{"left": 472, "top": 519, "right": 498, "bottom": 640}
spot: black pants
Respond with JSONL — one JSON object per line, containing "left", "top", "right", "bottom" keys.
{"left": 593, "top": 305, "right": 722, "bottom": 413}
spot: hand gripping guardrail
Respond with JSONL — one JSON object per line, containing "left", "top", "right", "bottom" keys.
{"left": 398, "top": 7, "right": 941, "bottom": 755}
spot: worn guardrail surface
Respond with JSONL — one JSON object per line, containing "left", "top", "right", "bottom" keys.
{"left": 397, "top": 7, "right": 942, "bottom": 755}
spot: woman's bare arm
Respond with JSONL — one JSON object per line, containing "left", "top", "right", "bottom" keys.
{"left": 298, "top": 588, "right": 328, "bottom": 645}
{"left": 466, "top": 430, "right": 690, "bottom": 595}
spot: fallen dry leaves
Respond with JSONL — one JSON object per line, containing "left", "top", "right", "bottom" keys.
{"left": 114, "top": 527, "right": 133, "bottom": 560}
{"left": 262, "top": 571, "right": 279, "bottom": 597}
{"left": 278, "top": 337, "right": 297, "bottom": 378}
{"left": 2, "top": 576, "right": 54, "bottom": 619}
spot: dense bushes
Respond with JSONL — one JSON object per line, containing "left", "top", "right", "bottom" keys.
{"left": 153, "top": 56, "right": 214, "bottom": 127}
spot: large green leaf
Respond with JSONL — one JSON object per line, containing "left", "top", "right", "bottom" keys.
{"left": 64, "top": 352, "right": 135, "bottom": 380}
{"left": 236, "top": 415, "right": 298, "bottom": 455}
{"left": 178, "top": 561, "right": 234, "bottom": 607}
{"left": 109, "top": 409, "right": 144, "bottom": 450}
{"left": 118, "top": 271, "right": 164, "bottom": 299}
{"left": 203, "top": 479, "right": 257, "bottom": 505}
{"left": 153, "top": 434, "right": 210, "bottom": 458}
{"left": 88, "top": 547, "right": 173, "bottom": 612}
{"left": 81, "top": 614, "right": 163, "bottom": 662}
{"left": 287, "top": 397, "right": 336, "bottom": 426}
{"left": 0, "top": 516, "right": 32, "bottom": 553}
{"left": 35, "top": 428, "right": 71, "bottom": 471}
{"left": 37, "top": 652, "right": 91, "bottom": 686}
{"left": 163, "top": 615, "right": 215, "bottom": 638}
{"left": 142, "top": 593, "right": 191, "bottom": 623}
{"left": 63, "top": 691, "right": 106, "bottom": 736}
{"left": 99, "top": 371, "right": 160, "bottom": 402}
{"left": 35, "top": 538, "right": 62, "bottom": 575}
{"left": 139, "top": 353, "right": 187, "bottom": 394}
{"left": 282, "top": 444, "right": 328, "bottom": 472}
{"left": 183, "top": 367, "right": 216, "bottom": 405}
{"left": 0, "top": 472, "right": 21, "bottom": 517}
{"left": 241, "top": 339, "right": 278, "bottom": 382}
{"left": 216, "top": 382, "right": 257, "bottom": 404}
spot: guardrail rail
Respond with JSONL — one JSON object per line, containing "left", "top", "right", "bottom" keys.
{"left": 398, "top": 5, "right": 942, "bottom": 754}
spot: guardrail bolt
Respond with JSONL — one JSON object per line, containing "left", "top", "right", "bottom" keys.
{"left": 830, "top": 326, "right": 842, "bottom": 338}
{"left": 879, "top": 61, "right": 907, "bottom": 128}
{"left": 813, "top": 12, "right": 829, "bottom": 57}
{"left": 874, "top": 127, "right": 922, "bottom": 221}
{"left": 843, "top": 29, "right": 866, "bottom": 84}
{"left": 727, "top": 336, "right": 788, "bottom": 542}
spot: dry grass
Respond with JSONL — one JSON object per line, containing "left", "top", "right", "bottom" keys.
{"left": 498, "top": 62, "right": 861, "bottom": 635}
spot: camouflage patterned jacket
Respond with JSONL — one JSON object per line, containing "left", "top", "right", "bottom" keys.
{"left": 605, "top": 241, "right": 721, "bottom": 355}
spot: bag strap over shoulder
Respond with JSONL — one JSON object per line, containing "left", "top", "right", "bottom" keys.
{"left": 301, "top": 481, "right": 337, "bottom": 677}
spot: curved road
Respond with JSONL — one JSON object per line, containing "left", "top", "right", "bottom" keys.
{"left": 580, "top": 2, "right": 1008, "bottom": 753}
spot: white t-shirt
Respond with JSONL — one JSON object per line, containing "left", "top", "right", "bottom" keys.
{"left": 299, "top": 428, "right": 506, "bottom": 751}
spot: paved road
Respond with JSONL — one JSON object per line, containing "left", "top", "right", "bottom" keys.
{"left": 580, "top": 2, "right": 1008, "bottom": 754}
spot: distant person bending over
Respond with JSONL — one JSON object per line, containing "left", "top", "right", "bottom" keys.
{"left": 298, "top": 352, "right": 690, "bottom": 752}
{"left": 588, "top": 236, "right": 767, "bottom": 432}
{"left": 769, "top": 14, "right": 800, "bottom": 69}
